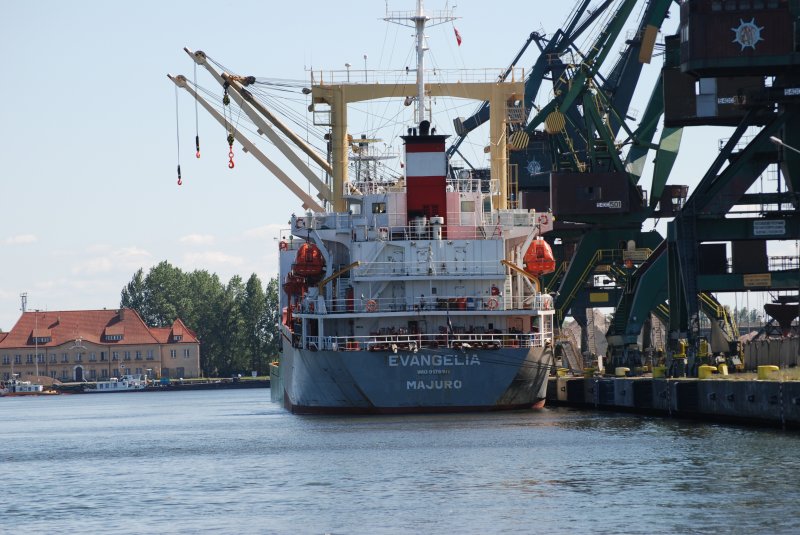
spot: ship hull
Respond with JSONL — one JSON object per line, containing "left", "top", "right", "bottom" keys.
{"left": 278, "top": 345, "right": 553, "bottom": 415}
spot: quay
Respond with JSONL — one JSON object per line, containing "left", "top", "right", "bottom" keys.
{"left": 546, "top": 374, "right": 800, "bottom": 429}
{"left": 53, "top": 377, "right": 270, "bottom": 394}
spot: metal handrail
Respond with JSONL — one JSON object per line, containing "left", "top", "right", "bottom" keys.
{"left": 297, "top": 293, "right": 554, "bottom": 315}
{"left": 302, "top": 330, "right": 551, "bottom": 351}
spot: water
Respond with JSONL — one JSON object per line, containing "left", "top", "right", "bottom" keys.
{"left": 3, "top": 390, "right": 800, "bottom": 534}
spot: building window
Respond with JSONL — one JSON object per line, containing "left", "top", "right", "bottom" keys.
{"left": 90, "top": 352, "right": 97, "bottom": 362}
{"left": 37, "top": 354, "right": 45, "bottom": 364}
{"left": 75, "top": 353, "right": 82, "bottom": 362}
{"left": 15, "top": 354, "right": 22, "bottom": 364}
{"left": 170, "top": 350, "right": 177, "bottom": 359}
{"left": 135, "top": 351, "right": 142, "bottom": 361}
{"left": 146, "top": 349, "right": 154, "bottom": 360}
{"left": 2, "top": 355, "right": 8, "bottom": 365}
{"left": 124, "top": 351, "right": 131, "bottom": 361}
{"left": 100, "top": 352, "right": 106, "bottom": 362}
{"left": 176, "top": 367, "right": 185, "bottom": 378}
{"left": 61, "top": 370, "right": 69, "bottom": 380}
{"left": 183, "top": 348, "right": 191, "bottom": 358}
{"left": 3, "top": 372, "right": 10, "bottom": 380}
{"left": 135, "top": 367, "right": 142, "bottom": 375}
{"left": 50, "top": 370, "right": 56, "bottom": 379}
{"left": 174, "top": 335, "right": 183, "bottom": 342}
{"left": 112, "top": 352, "right": 119, "bottom": 361}
{"left": 26, "top": 354, "right": 33, "bottom": 364}
{"left": 62, "top": 353, "right": 69, "bottom": 363}
{"left": 105, "top": 334, "right": 123, "bottom": 342}
{"left": 49, "top": 354, "right": 56, "bottom": 363}
{"left": 101, "top": 369, "right": 108, "bottom": 378}
{"left": 89, "top": 369, "right": 96, "bottom": 379}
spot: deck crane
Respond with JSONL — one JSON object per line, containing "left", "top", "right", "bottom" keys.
{"left": 169, "top": 48, "right": 335, "bottom": 212}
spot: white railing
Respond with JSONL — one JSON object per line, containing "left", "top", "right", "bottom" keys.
{"left": 310, "top": 67, "right": 525, "bottom": 86}
{"left": 302, "top": 331, "right": 550, "bottom": 352}
{"left": 298, "top": 293, "right": 553, "bottom": 315}
{"left": 353, "top": 260, "right": 505, "bottom": 278}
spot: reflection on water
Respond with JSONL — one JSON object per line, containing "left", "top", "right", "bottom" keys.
{"left": 3, "top": 391, "right": 800, "bottom": 534}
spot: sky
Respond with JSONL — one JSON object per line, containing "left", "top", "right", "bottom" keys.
{"left": 0, "top": 1, "right": 792, "bottom": 330}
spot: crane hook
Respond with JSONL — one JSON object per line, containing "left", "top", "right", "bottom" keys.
{"left": 177, "top": 164, "right": 182, "bottom": 186}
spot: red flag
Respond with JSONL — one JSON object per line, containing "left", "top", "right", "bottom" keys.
{"left": 454, "top": 27, "right": 462, "bottom": 46}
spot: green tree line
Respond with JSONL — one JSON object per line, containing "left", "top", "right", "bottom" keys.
{"left": 120, "top": 261, "right": 280, "bottom": 377}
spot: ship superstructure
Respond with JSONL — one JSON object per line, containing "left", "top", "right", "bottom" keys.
{"left": 275, "top": 114, "right": 556, "bottom": 412}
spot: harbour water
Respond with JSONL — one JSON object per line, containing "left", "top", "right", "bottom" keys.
{"left": 4, "top": 389, "right": 800, "bottom": 534}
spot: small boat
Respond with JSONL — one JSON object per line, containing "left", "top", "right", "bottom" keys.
{"left": 85, "top": 374, "right": 147, "bottom": 393}
{"left": 0, "top": 378, "right": 54, "bottom": 396}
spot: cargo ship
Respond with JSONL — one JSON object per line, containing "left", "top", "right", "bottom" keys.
{"left": 271, "top": 1, "right": 557, "bottom": 414}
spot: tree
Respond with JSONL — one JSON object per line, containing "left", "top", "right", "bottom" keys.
{"left": 120, "top": 264, "right": 281, "bottom": 377}
{"left": 120, "top": 268, "right": 146, "bottom": 313}
{"left": 241, "top": 274, "right": 268, "bottom": 374}
{"left": 264, "top": 276, "right": 281, "bottom": 362}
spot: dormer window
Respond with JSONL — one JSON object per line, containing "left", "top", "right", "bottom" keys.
{"left": 33, "top": 336, "right": 51, "bottom": 344}
{"left": 174, "top": 335, "right": 183, "bottom": 342}
{"left": 105, "top": 334, "right": 124, "bottom": 342}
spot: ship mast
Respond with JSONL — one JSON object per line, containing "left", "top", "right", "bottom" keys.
{"left": 385, "top": 0, "right": 456, "bottom": 124}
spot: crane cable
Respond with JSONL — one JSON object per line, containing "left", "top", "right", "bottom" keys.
{"left": 174, "top": 84, "right": 182, "bottom": 186}
{"left": 222, "top": 82, "right": 235, "bottom": 169}
{"left": 194, "top": 62, "right": 201, "bottom": 159}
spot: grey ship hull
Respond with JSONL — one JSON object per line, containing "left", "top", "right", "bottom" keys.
{"left": 276, "top": 345, "right": 554, "bottom": 414}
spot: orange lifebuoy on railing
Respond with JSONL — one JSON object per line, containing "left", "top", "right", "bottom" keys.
{"left": 487, "top": 297, "right": 499, "bottom": 310}
{"left": 279, "top": 241, "right": 288, "bottom": 251}
{"left": 366, "top": 299, "right": 378, "bottom": 312}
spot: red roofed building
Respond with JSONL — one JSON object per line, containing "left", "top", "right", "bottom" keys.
{"left": 0, "top": 308, "right": 200, "bottom": 382}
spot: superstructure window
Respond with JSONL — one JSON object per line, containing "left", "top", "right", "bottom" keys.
{"left": 372, "top": 202, "right": 387, "bottom": 214}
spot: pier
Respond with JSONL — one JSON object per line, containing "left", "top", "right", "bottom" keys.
{"left": 546, "top": 374, "right": 800, "bottom": 429}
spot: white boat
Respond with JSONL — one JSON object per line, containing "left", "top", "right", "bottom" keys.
{"left": 85, "top": 374, "right": 147, "bottom": 393}
{"left": 0, "top": 378, "right": 47, "bottom": 396}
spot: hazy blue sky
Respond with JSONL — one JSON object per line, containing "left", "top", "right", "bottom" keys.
{"left": 0, "top": 1, "right": 784, "bottom": 329}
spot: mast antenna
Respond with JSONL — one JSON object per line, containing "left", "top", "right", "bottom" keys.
{"left": 384, "top": 0, "right": 457, "bottom": 124}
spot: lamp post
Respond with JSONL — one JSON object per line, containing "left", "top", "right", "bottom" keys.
{"left": 345, "top": 62, "right": 351, "bottom": 82}
{"left": 363, "top": 54, "right": 368, "bottom": 82}
{"left": 770, "top": 136, "right": 800, "bottom": 156}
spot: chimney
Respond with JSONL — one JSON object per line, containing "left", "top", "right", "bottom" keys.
{"left": 119, "top": 309, "right": 125, "bottom": 321}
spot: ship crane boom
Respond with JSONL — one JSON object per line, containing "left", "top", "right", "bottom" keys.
{"left": 168, "top": 74, "right": 324, "bottom": 212}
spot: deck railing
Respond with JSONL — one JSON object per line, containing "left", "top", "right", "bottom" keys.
{"left": 298, "top": 293, "right": 554, "bottom": 315}
{"left": 301, "top": 331, "right": 551, "bottom": 352}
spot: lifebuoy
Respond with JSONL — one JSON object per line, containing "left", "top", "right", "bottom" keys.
{"left": 487, "top": 297, "right": 499, "bottom": 310}
{"left": 278, "top": 241, "right": 288, "bottom": 251}
{"left": 366, "top": 299, "right": 378, "bottom": 312}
